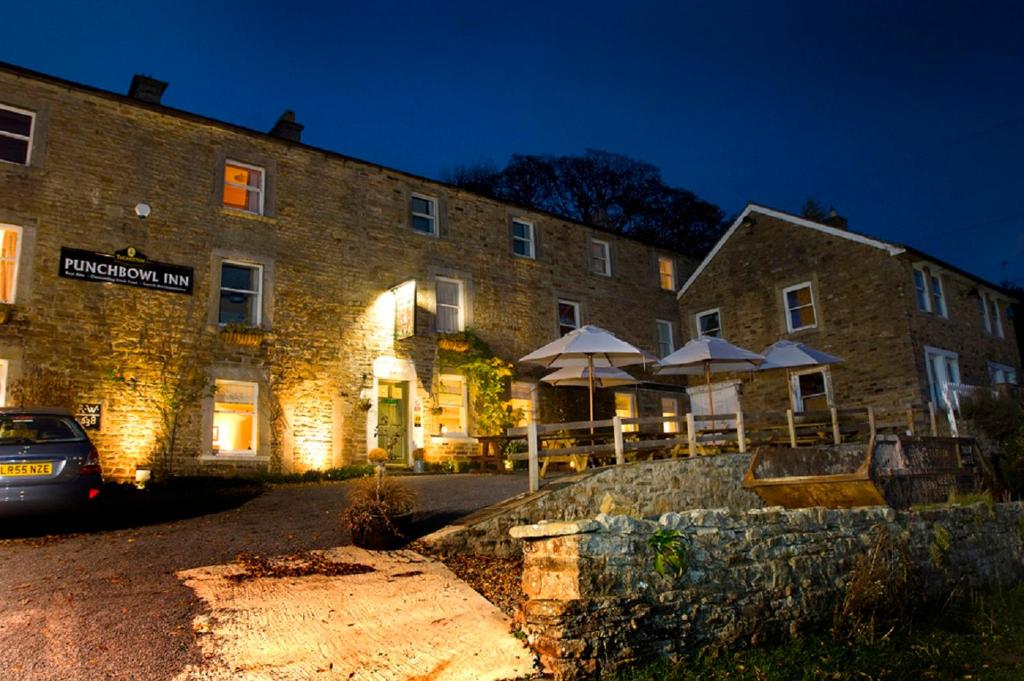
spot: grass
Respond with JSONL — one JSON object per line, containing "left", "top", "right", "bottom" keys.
{"left": 610, "top": 585, "right": 1024, "bottom": 681}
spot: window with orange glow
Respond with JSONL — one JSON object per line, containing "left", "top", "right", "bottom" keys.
{"left": 615, "top": 392, "right": 638, "bottom": 433}
{"left": 223, "top": 161, "right": 265, "bottom": 214}
{"left": 0, "top": 226, "right": 19, "bottom": 304}
{"left": 213, "top": 380, "right": 258, "bottom": 454}
{"left": 509, "top": 381, "right": 535, "bottom": 428}
{"left": 435, "top": 375, "right": 467, "bottom": 436}
{"left": 661, "top": 397, "right": 679, "bottom": 433}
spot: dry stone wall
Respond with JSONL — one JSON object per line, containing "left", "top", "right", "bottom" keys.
{"left": 512, "top": 502, "right": 1024, "bottom": 679}
{"left": 418, "top": 454, "right": 762, "bottom": 557}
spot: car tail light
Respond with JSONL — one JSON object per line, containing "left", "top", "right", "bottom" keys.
{"left": 79, "top": 446, "right": 102, "bottom": 476}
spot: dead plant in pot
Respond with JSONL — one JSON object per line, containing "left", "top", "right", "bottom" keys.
{"left": 341, "top": 474, "right": 418, "bottom": 550}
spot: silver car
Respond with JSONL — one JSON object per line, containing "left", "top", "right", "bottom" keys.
{"left": 0, "top": 408, "right": 103, "bottom": 516}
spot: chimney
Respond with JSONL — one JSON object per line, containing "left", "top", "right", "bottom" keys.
{"left": 270, "top": 110, "right": 304, "bottom": 142}
{"left": 824, "top": 207, "right": 848, "bottom": 230}
{"left": 127, "top": 74, "right": 168, "bottom": 105}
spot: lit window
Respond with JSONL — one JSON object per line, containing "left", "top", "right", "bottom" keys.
{"left": 590, "top": 239, "right": 611, "bottom": 276}
{"left": 0, "top": 359, "right": 8, "bottom": 407}
{"left": 791, "top": 368, "right": 832, "bottom": 412}
{"left": 930, "top": 275, "right": 947, "bottom": 318}
{"left": 435, "top": 374, "right": 467, "bottom": 435}
{"left": 222, "top": 161, "right": 265, "bottom": 214}
{"left": 924, "top": 347, "right": 960, "bottom": 407}
{"left": 411, "top": 194, "right": 438, "bottom": 235}
{"left": 658, "top": 257, "right": 675, "bottom": 291}
{"left": 557, "top": 299, "right": 581, "bottom": 336}
{"left": 913, "top": 268, "right": 930, "bottom": 312}
{"left": 656, "top": 320, "right": 674, "bottom": 358}
{"left": 509, "top": 381, "right": 536, "bottom": 428}
{"left": 511, "top": 219, "right": 535, "bottom": 258}
{"left": 213, "top": 380, "right": 258, "bottom": 455}
{"left": 615, "top": 392, "right": 637, "bottom": 433}
{"left": 784, "top": 282, "right": 816, "bottom": 332}
{"left": 695, "top": 308, "right": 721, "bottom": 338}
{"left": 435, "top": 277, "right": 464, "bottom": 333}
{"left": 661, "top": 397, "right": 679, "bottom": 434}
{"left": 989, "top": 362, "right": 1018, "bottom": 386}
{"left": 0, "top": 225, "right": 21, "bottom": 304}
{"left": 218, "top": 261, "right": 263, "bottom": 326}
{"left": 0, "top": 104, "right": 34, "bottom": 165}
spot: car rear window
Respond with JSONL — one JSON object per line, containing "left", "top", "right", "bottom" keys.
{"left": 0, "top": 415, "right": 87, "bottom": 444}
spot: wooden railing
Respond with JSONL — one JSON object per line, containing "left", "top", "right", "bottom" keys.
{"left": 508, "top": 402, "right": 944, "bottom": 492}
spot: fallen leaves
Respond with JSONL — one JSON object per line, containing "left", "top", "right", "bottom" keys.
{"left": 226, "top": 551, "right": 376, "bottom": 582}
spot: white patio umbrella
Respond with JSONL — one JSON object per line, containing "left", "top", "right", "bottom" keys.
{"left": 759, "top": 340, "right": 843, "bottom": 411}
{"left": 655, "top": 336, "right": 764, "bottom": 422}
{"left": 520, "top": 325, "right": 651, "bottom": 429}
{"left": 541, "top": 365, "right": 639, "bottom": 388}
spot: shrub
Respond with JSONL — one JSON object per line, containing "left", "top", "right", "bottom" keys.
{"left": 341, "top": 475, "right": 418, "bottom": 546}
{"left": 960, "top": 390, "right": 1024, "bottom": 497}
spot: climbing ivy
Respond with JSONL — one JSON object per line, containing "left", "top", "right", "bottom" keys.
{"left": 437, "top": 330, "right": 523, "bottom": 436}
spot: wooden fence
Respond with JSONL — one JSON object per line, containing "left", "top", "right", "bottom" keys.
{"left": 506, "top": 402, "right": 943, "bottom": 492}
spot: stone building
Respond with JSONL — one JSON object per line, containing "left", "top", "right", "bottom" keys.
{"left": 0, "top": 62, "right": 692, "bottom": 479}
{"left": 677, "top": 203, "right": 1021, "bottom": 418}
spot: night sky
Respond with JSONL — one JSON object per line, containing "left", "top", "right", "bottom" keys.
{"left": 4, "top": 1, "right": 1022, "bottom": 284}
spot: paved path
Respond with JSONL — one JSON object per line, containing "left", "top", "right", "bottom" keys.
{"left": 0, "top": 474, "right": 528, "bottom": 681}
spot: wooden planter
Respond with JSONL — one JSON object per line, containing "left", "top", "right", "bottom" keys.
{"left": 221, "top": 331, "right": 263, "bottom": 347}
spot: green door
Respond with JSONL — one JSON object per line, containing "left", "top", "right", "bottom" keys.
{"left": 377, "top": 381, "right": 408, "bottom": 463}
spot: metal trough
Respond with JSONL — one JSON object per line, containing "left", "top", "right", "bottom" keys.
{"left": 742, "top": 435, "right": 983, "bottom": 509}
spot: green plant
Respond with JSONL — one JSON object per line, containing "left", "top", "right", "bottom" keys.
{"left": 436, "top": 329, "right": 523, "bottom": 436}
{"left": 647, "top": 528, "right": 688, "bottom": 578}
{"left": 959, "top": 390, "right": 1024, "bottom": 498}
{"left": 341, "top": 475, "right": 418, "bottom": 544}
{"left": 220, "top": 321, "right": 266, "bottom": 335}
{"left": 929, "top": 523, "right": 953, "bottom": 568}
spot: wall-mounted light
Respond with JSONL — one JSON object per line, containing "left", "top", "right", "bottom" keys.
{"left": 134, "top": 202, "right": 152, "bottom": 219}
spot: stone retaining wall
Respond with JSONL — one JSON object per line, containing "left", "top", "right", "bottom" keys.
{"left": 512, "top": 502, "right": 1024, "bottom": 679}
{"left": 418, "top": 454, "right": 762, "bottom": 557}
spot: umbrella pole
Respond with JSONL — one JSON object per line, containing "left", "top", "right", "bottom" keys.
{"left": 705, "top": 362, "right": 714, "bottom": 430}
{"left": 588, "top": 354, "right": 595, "bottom": 436}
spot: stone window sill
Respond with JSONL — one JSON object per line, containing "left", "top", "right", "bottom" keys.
{"left": 219, "top": 207, "right": 278, "bottom": 225}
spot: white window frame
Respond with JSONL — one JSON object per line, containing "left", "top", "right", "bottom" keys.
{"left": 557, "top": 299, "right": 581, "bottom": 336}
{"left": 656, "top": 319, "right": 674, "bottom": 358}
{"left": 929, "top": 273, "right": 948, "bottom": 318}
{"left": 511, "top": 218, "right": 535, "bottom": 259}
{"left": 913, "top": 267, "right": 931, "bottom": 312}
{"left": 0, "top": 224, "right": 23, "bottom": 304}
{"left": 0, "top": 104, "right": 35, "bottom": 166}
{"left": 661, "top": 397, "right": 680, "bottom": 434}
{"left": 924, "top": 346, "right": 960, "bottom": 407}
{"left": 223, "top": 160, "right": 266, "bottom": 215}
{"left": 991, "top": 297, "right": 1004, "bottom": 338}
{"left": 0, "top": 359, "right": 8, "bottom": 407}
{"left": 988, "top": 362, "right": 1018, "bottom": 385}
{"left": 436, "top": 373, "right": 468, "bottom": 436}
{"left": 695, "top": 308, "right": 722, "bottom": 338}
{"left": 783, "top": 281, "right": 817, "bottom": 333}
{"left": 658, "top": 256, "right": 675, "bottom": 291}
{"left": 615, "top": 391, "right": 638, "bottom": 433}
{"left": 978, "top": 293, "right": 992, "bottom": 333}
{"left": 218, "top": 260, "right": 264, "bottom": 327}
{"left": 435, "top": 276, "right": 465, "bottom": 333}
{"left": 590, "top": 238, "right": 611, "bottom": 276}
{"left": 213, "top": 379, "right": 259, "bottom": 455}
{"left": 790, "top": 367, "right": 834, "bottom": 412}
{"left": 411, "top": 193, "right": 438, "bottom": 236}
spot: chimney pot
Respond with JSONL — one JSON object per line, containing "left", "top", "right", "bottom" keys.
{"left": 270, "top": 110, "right": 304, "bottom": 142}
{"left": 128, "top": 74, "right": 168, "bottom": 104}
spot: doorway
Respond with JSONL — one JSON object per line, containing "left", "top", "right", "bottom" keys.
{"left": 377, "top": 381, "right": 408, "bottom": 463}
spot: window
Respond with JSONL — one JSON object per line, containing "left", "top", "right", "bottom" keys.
{"left": 783, "top": 282, "right": 816, "bottom": 332}
{"left": 924, "top": 347, "right": 960, "bottom": 407}
{"left": 218, "top": 261, "right": 263, "bottom": 326}
{"left": 615, "top": 392, "right": 638, "bottom": 433}
{"left": 590, "top": 239, "right": 611, "bottom": 276}
{"left": 791, "top": 368, "right": 832, "bottom": 412}
{"left": 661, "top": 397, "right": 680, "bottom": 434}
{"left": 991, "top": 298, "right": 1004, "bottom": 338}
{"left": 989, "top": 362, "right": 1018, "bottom": 386}
{"left": 411, "top": 194, "right": 438, "bottom": 235}
{"left": 929, "top": 275, "right": 947, "bottom": 318}
{"left": 695, "top": 308, "right": 721, "bottom": 338}
{"left": 0, "top": 225, "right": 21, "bottom": 304}
{"left": 658, "top": 257, "right": 675, "bottom": 291}
{"left": 509, "top": 381, "right": 537, "bottom": 428}
{"left": 913, "top": 268, "right": 930, "bottom": 312}
{"left": 213, "top": 380, "right": 258, "bottom": 455}
{"left": 0, "top": 104, "right": 34, "bottom": 165}
{"left": 435, "top": 277, "right": 464, "bottom": 333}
{"left": 222, "top": 161, "right": 265, "bottom": 214}
{"left": 557, "top": 299, "right": 581, "bottom": 336}
{"left": 656, "top": 320, "right": 674, "bottom": 358}
{"left": 0, "top": 359, "right": 7, "bottom": 407}
{"left": 511, "top": 219, "right": 535, "bottom": 259}
{"left": 435, "top": 375, "right": 467, "bottom": 436}
{"left": 977, "top": 294, "right": 992, "bottom": 333}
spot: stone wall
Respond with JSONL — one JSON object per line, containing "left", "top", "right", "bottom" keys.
{"left": 417, "top": 454, "right": 762, "bottom": 557}
{"left": 0, "top": 64, "right": 692, "bottom": 480}
{"left": 512, "top": 502, "right": 1024, "bottom": 679}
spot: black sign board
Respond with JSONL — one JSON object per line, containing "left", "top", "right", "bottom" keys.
{"left": 59, "top": 246, "right": 194, "bottom": 295}
{"left": 75, "top": 403, "right": 102, "bottom": 431}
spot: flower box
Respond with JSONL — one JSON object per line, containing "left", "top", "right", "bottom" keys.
{"left": 221, "top": 330, "right": 264, "bottom": 347}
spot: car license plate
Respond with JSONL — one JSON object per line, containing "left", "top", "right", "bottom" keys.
{"left": 0, "top": 462, "right": 53, "bottom": 477}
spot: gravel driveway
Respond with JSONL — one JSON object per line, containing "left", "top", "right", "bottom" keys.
{"left": 0, "top": 474, "right": 527, "bottom": 681}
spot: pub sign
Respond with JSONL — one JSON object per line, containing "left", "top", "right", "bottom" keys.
{"left": 59, "top": 246, "right": 194, "bottom": 295}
